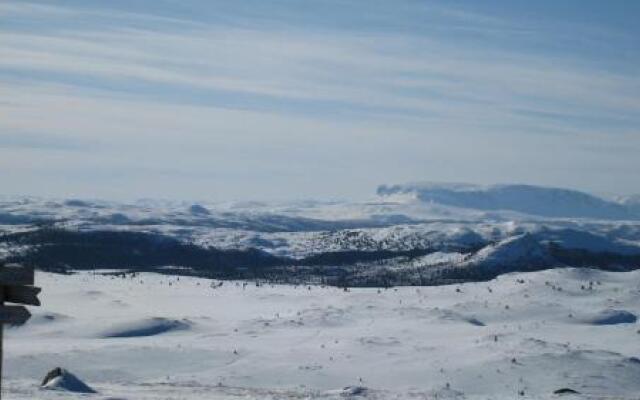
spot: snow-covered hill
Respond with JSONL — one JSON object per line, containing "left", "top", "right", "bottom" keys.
{"left": 377, "top": 182, "right": 639, "bottom": 220}
{"left": 459, "top": 233, "right": 557, "bottom": 272}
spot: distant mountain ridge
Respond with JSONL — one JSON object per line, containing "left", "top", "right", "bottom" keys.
{"left": 377, "top": 182, "right": 639, "bottom": 220}
{"left": 2, "top": 184, "right": 640, "bottom": 286}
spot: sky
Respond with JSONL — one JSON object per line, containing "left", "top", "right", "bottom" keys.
{"left": 1, "top": 0, "right": 639, "bottom": 201}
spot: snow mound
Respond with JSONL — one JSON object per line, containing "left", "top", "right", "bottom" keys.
{"left": 41, "top": 367, "right": 96, "bottom": 393}
{"left": 580, "top": 310, "right": 637, "bottom": 325}
{"left": 99, "top": 317, "right": 192, "bottom": 338}
{"left": 554, "top": 388, "right": 580, "bottom": 395}
{"left": 377, "top": 182, "right": 637, "bottom": 220}
{"left": 325, "top": 386, "right": 368, "bottom": 397}
{"left": 462, "top": 233, "right": 556, "bottom": 272}
{"left": 63, "top": 199, "right": 93, "bottom": 208}
{"left": 189, "top": 204, "right": 210, "bottom": 215}
{"left": 99, "top": 212, "right": 132, "bottom": 224}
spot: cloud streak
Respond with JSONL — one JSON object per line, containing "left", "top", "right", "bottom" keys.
{"left": 0, "top": 132, "right": 98, "bottom": 151}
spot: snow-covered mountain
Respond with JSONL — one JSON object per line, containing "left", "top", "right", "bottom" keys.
{"left": 377, "top": 182, "right": 639, "bottom": 220}
{"left": 1, "top": 183, "right": 640, "bottom": 286}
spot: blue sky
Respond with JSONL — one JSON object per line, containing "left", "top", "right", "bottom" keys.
{"left": 1, "top": 0, "right": 639, "bottom": 201}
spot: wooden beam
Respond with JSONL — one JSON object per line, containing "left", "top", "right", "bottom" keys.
{"left": 4, "top": 286, "right": 41, "bottom": 306}
{"left": 0, "top": 266, "right": 34, "bottom": 286}
{"left": 0, "top": 305, "right": 31, "bottom": 325}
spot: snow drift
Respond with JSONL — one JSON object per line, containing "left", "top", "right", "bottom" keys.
{"left": 99, "top": 317, "right": 192, "bottom": 338}
{"left": 580, "top": 310, "right": 637, "bottom": 325}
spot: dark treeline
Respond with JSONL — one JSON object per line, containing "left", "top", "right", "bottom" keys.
{"left": 548, "top": 242, "right": 640, "bottom": 271}
{"left": 300, "top": 248, "right": 435, "bottom": 266}
{"left": 1, "top": 228, "right": 441, "bottom": 282}
{"left": 1, "top": 228, "right": 285, "bottom": 275}
{"left": 2, "top": 228, "right": 638, "bottom": 287}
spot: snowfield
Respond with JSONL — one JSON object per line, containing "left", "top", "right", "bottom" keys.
{"left": 2, "top": 185, "right": 640, "bottom": 398}
{"left": 4, "top": 268, "right": 640, "bottom": 399}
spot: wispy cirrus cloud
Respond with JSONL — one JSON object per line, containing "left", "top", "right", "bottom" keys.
{"left": 0, "top": 131, "right": 98, "bottom": 151}
{"left": 3, "top": 26, "right": 638, "bottom": 128}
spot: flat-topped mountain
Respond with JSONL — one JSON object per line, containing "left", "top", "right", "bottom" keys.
{"left": 378, "top": 182, "right": 638, "bottom": 220}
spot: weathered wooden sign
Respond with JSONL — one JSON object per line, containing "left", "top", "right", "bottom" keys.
{"left": 0, "top": 265, "right": 38, "bottom": 325}
{"left": 0, "top": 263, "right": 41, "bottom": 399}
{"left": 0, "top": 305, "right": 31, "bottom": 325}
{"left": 4, "top": 285, "right": 41, "bottom": 306}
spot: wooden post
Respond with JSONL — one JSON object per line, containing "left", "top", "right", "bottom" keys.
{"left": 0, "top": 284, "right": 3, "bottom": 400}
{"left": 0, "top": 264, "right": 40, "bottom": 400}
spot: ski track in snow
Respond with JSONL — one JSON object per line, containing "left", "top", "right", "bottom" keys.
{"left": 3, "top": 268, "right": 640, "bottom": 399}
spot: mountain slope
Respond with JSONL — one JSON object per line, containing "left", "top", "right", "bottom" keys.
{"left": 377, "top": 183, "right": 638, "bottom": 220}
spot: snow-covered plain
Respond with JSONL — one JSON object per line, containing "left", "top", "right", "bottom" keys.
{"left": 4, "top": 268, "right": 640, "bottom": 399}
